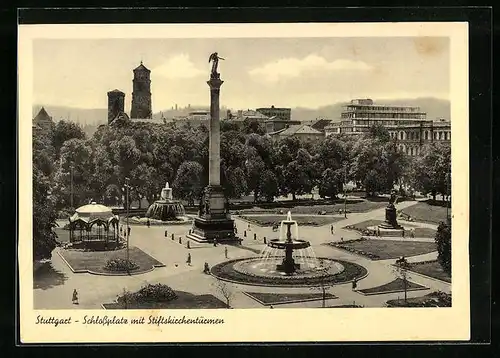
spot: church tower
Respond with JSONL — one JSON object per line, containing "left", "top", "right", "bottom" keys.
{"left": 107, "top": 89, "right": 125, "bottom": 123}
{"left": 130, "top": 61, "right": 152, "bottom": 119}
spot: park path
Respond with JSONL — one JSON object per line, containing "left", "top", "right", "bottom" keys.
{"left": 35, "top": 199, "right": 450, "bottom": 309}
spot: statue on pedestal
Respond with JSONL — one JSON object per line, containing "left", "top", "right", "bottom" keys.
{"left": 208, "top": 52, "right": 225, "bottom": 79}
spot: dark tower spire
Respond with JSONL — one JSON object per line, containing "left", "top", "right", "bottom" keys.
{"left": 130, "top": 61, "right": 152, "bottom": 119}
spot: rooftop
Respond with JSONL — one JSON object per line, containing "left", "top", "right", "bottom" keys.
{"left": 277, "top": 124, "right": 323, "bottom": 136}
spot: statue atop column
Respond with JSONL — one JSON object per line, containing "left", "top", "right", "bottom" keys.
{"left": 208, "top": 52, "right": 225, "bottom": 79}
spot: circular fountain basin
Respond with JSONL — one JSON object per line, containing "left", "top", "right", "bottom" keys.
{"left": 145, "top": 200, "right": 186, "bottom": 222}
{"left": 267, "top": 239, "right": 311, "bottom": 250}
{"left": 211, "top": 257, "right": 368, "bottom": 287}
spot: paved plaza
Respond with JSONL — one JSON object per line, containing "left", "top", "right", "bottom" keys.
{"left": 34, "top": 199, "right": 451, "bottom": 309}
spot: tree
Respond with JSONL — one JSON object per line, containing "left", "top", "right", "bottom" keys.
{"left": 213, "top": 279, "right": 233, "bottom": 308}
{"left": 53, "top": 138, "right": 93, "bottom": 208}
{"left": 435, "top": 221, "right": 451, "bottom": 275}
{"left": 52, "top": 120, "right": 86, "bottom": 157}
{"left": 33, "top": 167, "right": 58, "bottom": 261}
{"left": 242, "top": 118, "right": 266, "bottom": 135}
{"left": 319, "top": 168, "right": 343, "bottom": 199}
{"left": 260, "top": 170, "right": 279, "bottom": 202}
{"left": 244, "top": 147, "right": 266, "bottom": 202}
{"left": 394, "top": 257, "right": 411, "bottom": 303}
{"left": 351, "top": 127, "right": 406, "bottom": 197}
{"left": 411, "top": 143, "right": 451, "bottom": 201}
{"left": 172, "top": 161, "right": 204, "bottom": 204}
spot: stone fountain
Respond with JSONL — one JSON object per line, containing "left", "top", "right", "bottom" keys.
{"left": 210, "top": 210, "right": 368, "bottom": 286}
{"left": 144, "top": 182, "right": 186, "bottom": 222}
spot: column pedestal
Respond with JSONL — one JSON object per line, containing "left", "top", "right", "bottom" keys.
{"left": 186, "top": 74, "right": 240, "bottom": 244}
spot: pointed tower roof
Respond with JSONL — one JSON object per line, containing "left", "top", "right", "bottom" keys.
{"left": 34, "top": 107, "right": 52, "bottom": 121}
{"left": 133, "top": 61, "right": 150, "bottom": 72}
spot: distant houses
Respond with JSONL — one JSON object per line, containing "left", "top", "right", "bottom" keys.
{"left": 32, "top": 107, "right": 54, "bottom": 136}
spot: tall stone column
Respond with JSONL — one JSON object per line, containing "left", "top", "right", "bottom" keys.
{"left": 186, "top": 63, "right": 239, "bottom": 244}
{"left": 207, "top": 78, "right": 223, "bottom": 186}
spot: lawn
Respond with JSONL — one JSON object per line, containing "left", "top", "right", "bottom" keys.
{"left": 244, "top": 292, "right": 337, "bottom": 306}
{"left": 345, "top": 220, "right": 437, "bottom": 238}
{"left": 240, "top": 215, "right": 345, "bottom": 227}
{"left": 386, "top": 291, "right": 451, "bottom": 307}
{"left": 408, "top": 260, "right": 451, "bottom": 283}
{"left": 400, "top": 201, "right": 448, "bottom": 224}
{"left": 358, "top": 278, "right": 428, "bottom": 295}
{"left": 58, "top": 246, "right": 165, "bottom": 275}
{"left": 238, "top": 200, "right": 388, "bottom": 215}
{"left": 103, "top": 291, "right": 227, "bottom": 309}
{"left": 331, "top": 239, "right": 437, "bottom": 260}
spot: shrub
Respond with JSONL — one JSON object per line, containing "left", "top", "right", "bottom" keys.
{"left": 435, "top": 221, "right": 451, "bottom": 274}
{"left": 104, "top": 258, "right": 139, "bottom": 272}
{"left": 117, "top": 283, "right": 178, "bottom": 305}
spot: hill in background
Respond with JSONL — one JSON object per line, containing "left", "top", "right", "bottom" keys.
{"left": 33, "top": 97, "right": 451, "bottom": 132}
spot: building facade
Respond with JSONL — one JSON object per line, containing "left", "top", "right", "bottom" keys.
{"left": 130, "top": 62, "right": 152, "bottom": 119}
{"left": 33, "top": 107, "right": 54, "bottom": 136}
{"left": 107, "top": 89, "right": 125, "bottom": 124}
{"left": 256, "top": 105, "right": 292, "bottom": 121}
{"left": 324, "top": 98, "right": 427, "bottom": 136}
{"left": 387, "top": 119, "right": 451, "bottom": 156}
{"left": 271, "top": 124, "right": 323, "bottom": 143}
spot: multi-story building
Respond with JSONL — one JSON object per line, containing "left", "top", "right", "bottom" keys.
{"left": 256, "top": 105, "right": 292, "bottom": 121}
{"left": 324, "top": 98, "right": 427, "bottom": 136}
{"left": 387, "top": 118, "right": 451, "bottom": 156}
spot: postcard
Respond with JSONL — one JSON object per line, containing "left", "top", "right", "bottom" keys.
{"left": 19, "top": 21, "right": 469, "bottom": 343}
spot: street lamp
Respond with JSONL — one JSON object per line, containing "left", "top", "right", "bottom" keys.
{"left": 124, "top": 177, "right": 130, "bottom": 271}
{"left": 70, "top": 164, "right": 74, "bottom": 209}
{"left": 446, "top": 171, "right": 451, "bottom": 224}
{"left": 343, "top": 161, "right": 348, "bottom": 218}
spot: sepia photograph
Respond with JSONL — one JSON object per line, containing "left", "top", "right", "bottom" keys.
{"left": 19, "top": 22, "right": 470, "bottom": 343}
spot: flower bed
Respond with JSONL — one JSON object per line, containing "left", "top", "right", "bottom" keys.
{"left": 104, "top": 258, "right": 139, "bottom": 272}
{"left": 117, "top": 283, "right": 177, "bottom": 305}
{"left": 240, "top": 215, "right": 344, "bottom": 227}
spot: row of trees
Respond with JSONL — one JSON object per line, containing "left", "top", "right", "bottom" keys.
{"left": 32, "top": 117, "right": 451, "bottom": 260}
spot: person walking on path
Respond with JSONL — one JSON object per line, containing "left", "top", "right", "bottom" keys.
{"left": 330, "top": 225, "right": 334, "bottom": 235}
{"left": 127, "top": 226, "right": 131, "bottom": 237}
{"left": 352, "top": 278, "right": 358, "bottom": 291}
{"left": 225, "top": 246, "right": 228, "bottom": 259}
{"left": 186, "top": 253, "right": 192, "bottom": 266}
{"left": 213, "top": 237, "right": 218, "bottom": 247}
{"left": 147, "top": 219, "right": 150, "bottom": 228}
{"left": 72, "top": 289, "right": 79, "bottom": 305}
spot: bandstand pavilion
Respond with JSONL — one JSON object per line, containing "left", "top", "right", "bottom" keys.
{"left": 68, "top": 202, "right": 120, "bottom": 245}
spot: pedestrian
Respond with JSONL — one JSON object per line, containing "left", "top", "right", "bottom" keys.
{"left": 269, "top": 305, "right": 274, "bottom": 309}
{"left": 352, "top": 278, "right": 357, "bottom": 291}
{"left": 186, "top": 253, "right": 191, "bottom": 266}
{"left": 340, "top": 237, "right": 344, "bottom": 242}
{"left": 253, "top": 233, "right": 257, "bottom": 240}
{"left": 330, "top": 225, "right": 333, "bottom": 234}
{"left": 147, "top": 219, "right": 150, "bottom": 228}
{"left": 225, "top": 246, "right": 228, "bottom": 259}
{"left": 203, "top": 262, "right": 210, "bottom": 274}
{"left": 72, "top": 289, "right": 79, "bottom": 305}
{"left": 213, "top": 237, "right": 218, "bottom": 247}
{"left": 247, "top": 224, "right": 251, "bottom": 231}
{"left": 127, "top": 226, "right": 131, "bottom": 237}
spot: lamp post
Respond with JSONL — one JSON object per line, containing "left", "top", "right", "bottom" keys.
{"left": 446, "top": 171, "right": 451, "bottom": 224}
{"left": 343, "top": 161, "right": 348, "bottom": 218}
{"left": 70, "top": 164, "right": 74, "bottom": 209}
{"left": 125, "top": 177, "right": 130, "bottom": 269}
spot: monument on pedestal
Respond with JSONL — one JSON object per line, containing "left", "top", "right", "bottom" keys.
{"left": 377, "top": 189, "right": 404, "bottom": 236}
{"left": 187, "top": 53, "right": 239, "bottom": 244}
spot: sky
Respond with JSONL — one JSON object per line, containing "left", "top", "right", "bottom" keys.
{"left": 33, "top": 37, "right": 450, "bottom": 111}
